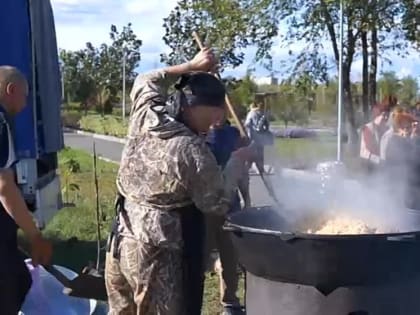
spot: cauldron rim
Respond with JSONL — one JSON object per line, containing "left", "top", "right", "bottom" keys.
{"left": 225, "top": 206, "right": 420, "bottom": 241}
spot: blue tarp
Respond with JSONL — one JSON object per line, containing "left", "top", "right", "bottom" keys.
{"left": 0, "top": 0, "right": 35, "bottom": 158}
{"left": 0, "top": 0, "right": 63, "bottom": 158}
{"left": 31, "top": 0, "right": 64, "bottom": 154}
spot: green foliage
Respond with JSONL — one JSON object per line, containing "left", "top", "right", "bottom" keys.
{"left": 258, "top": 83, "right": 309, "bottom": 127}
{"left": 227, "top": 71, "right": 259, "bottom": 118}
{"left": 314, "top": 80, "right": 338, "bottom": 118}
{"left": 399, "top": 76, "right": 419, "bottom": 106}
{"left": 60, "top": 23, "right": 142, "bottom": 114}
{"left": 79, "top": 114, "right": 128, "bottom": 138}
{"left": 60, "top": 148, "right": 82, "bottom": 203}
{"left": 378, "top": 71, "right": 401, "bottom": 96}
{"left": 161, "top": 0, "right": 279, "bottom": 70}
{"left": 401, "top": 0, "right": 420, "bottom": 47}
{"left": 377, "top": 71, "right": 419, "bottom": 106}
{"left": 46, "top": 147, "right": 118, "bottom": 263}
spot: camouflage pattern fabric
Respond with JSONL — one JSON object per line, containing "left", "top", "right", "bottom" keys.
{"left": 106, "top": 70, "right": 245, "bottom": 314}
{"left": 105, "top": 237, "right": 183, "bottom": 315}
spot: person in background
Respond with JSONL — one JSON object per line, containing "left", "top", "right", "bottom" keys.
{"left": 379, "top": 106, "right": 405, "bottom": 157}
{"left": 359, "top": 99, "right": 395, "bottom": 172}
{"left": 413, "top": 101, "right": 420, "bottom": 120}
{"left": 407, "top": 119, "right": 420, "bottom": 209}
{"left": 379, "top": 106, "right": 404, "bottom": 157}
{"left": 244, "top": 99, "right": 273, "bottom": 172}
{"left": 105, "top": 48, "right": 257, "bottom": 315}
{"left": 380, "top": 112, "right": 417, "bottom": 198}
{"left": 206, "top": 119, "right": 250, "bottom": 315}
{"left": 380, "top": 112, "right": 416, "bottom": 161}
{"left": 0, "top": 65, "right": 52, "bottom": 314}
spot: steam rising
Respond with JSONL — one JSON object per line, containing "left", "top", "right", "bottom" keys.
{"left": 263, "top": 161, "right": 418, "bottom": 234}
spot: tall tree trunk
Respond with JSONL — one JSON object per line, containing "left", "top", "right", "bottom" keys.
{"left": 369, "top": 26, "right": 378, "bottom": 108}
{"left": 361, "top": 31, "right": 369, "bottom": 122}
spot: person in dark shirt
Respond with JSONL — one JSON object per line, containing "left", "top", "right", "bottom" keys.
{"left": 206, "top": 120, "right": 250, "bottom": 315}
{"left": 0, "top": 65, "right": 52, "bottom": 314}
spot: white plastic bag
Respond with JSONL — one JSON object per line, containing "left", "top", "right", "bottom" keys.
{"left": 20, "top": 259, "right": 97, "bottom": 315}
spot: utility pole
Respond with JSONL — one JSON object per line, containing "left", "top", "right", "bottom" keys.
{"left": 337, "top": 0, "right": 344, "bottom": 162}
{"left": 60, "top": 63, "right": 65, "bottom": 104}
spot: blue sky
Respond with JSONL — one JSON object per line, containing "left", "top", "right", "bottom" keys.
{"left": 51, "top": 0, "right": 420, "bottom": 81}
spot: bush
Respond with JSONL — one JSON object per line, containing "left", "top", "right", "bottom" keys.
{"left": 79, "top": 114, "right": 128, "bottom": 137}
{"left": 61, "top": 111, "right": 83, "bottom": 129}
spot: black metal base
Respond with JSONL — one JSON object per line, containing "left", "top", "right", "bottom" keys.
{"left": 246, "top": 272, "right": 420, "bottom": 315}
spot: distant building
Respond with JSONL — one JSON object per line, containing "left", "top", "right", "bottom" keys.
{"left": 253, "top": 76, "right": 278, "bottom": 86}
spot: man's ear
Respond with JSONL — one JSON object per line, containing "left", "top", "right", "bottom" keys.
{"left": 5, "top": 82, "right": 15, "bottom": 95}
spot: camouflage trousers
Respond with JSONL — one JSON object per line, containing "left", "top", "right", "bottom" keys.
{"left": 105, "top": 237, "right": 183, "bottom": 315}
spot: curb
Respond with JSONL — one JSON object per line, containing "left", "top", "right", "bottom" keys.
{"left": 63, "top": 127, "right": 126, "bottom": 144}
{"left": 97, "top": 156, "right": 119, "bottom": 165}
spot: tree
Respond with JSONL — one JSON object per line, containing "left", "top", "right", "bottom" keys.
{"left": 295, "top": 74, "right": 317, "bottom": 116}
{"left": 227, "top": 70, "right": 259, "bottom": 118}
{"left": 361, "top": 29, "right": 369, "bottom": 121}
{"left": 378, "top": 71, "right": 400, "bottom": 99}
{"left": 161, "top": 0, "right": 278, "bottom": 71}
{"left": 274, "top": 0, "right": 365, "bottom": 149}
{"left": 357, "top": 0, "right": 418, "bottom": 112}
{"left": 315, "top": 80, "right": 339, "bottom": 125}
{"left": 162, "top": 0, "right": 417, "bottom": 152}
{"left": 60, "top": 23, "right": 142, "bottom": 114}
{"left": 260, "top": 83, "right": 309, "bottom": 128}
{"left": 401, "top": 0, "right": 420, "bottom": 47}
{"left": 398, "top": 76, "right": 419, "bottom": 106}
{"left": 271, "top": 0, "right": 418, "bottom": 150}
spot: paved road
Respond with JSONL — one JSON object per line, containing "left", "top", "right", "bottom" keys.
{"left": 64, "top": 132, "right": 125, "bottom": 162}
{"left": 64, "top": 131, "right": 275, "bottom": 206}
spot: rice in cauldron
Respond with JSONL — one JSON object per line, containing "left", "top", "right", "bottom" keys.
{"left": 306, "top": 216, "right": 395, "bottom": 235}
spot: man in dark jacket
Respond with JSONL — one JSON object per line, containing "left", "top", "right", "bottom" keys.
{"left": 0, "top": 65, "right": 52, "bottom": 314}
{"left": 206, "top": 120, "right": 250, "bottom": 315}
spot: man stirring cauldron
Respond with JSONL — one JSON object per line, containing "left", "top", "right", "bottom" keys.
{"left": 105, "top": 48, "right": 257, "bottom": 314}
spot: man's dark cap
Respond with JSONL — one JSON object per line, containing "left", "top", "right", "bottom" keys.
{"left": 175, "top": 72, "right": 226, "bottom": 108}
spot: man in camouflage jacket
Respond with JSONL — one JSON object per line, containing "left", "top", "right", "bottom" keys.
{"left": 105, "top": 48, "right": 256, "bottom": 314}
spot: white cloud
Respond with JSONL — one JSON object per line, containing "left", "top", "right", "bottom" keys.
{"left": 51, "top": 0, "right": 176, "bottom": 53}
{"left": 52, "top": 0, "right": 81, "bottom": 5}
{"left": 124, "top": 1, "right": 176, "bottom": 15}
{"left": 397, "top": 67, "right": 412, "bottom": 78}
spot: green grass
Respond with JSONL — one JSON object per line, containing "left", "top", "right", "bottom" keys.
{"left": 62, "top": 110, "right": 128, "bottom": 138}
{"left": 78, "top": 114, "right": 128, "bottom": 138}
{"left": 274, "top": 136, "right": 337, "bottom": 169}
{"left": 40, "top": 147, "right": 118, "bottom": 270}
{"left": 62, "top": 108, "right": 128, "bottom": 138}
{"left": 36, "top": 147, "right": 236, "bottom": 313}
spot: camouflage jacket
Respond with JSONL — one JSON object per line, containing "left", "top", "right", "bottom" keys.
{"left": 116, "top": 70, "right": 242, "bottom": 248}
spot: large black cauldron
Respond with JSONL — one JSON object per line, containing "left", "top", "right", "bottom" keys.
{"left": 224, "top": 206, "right": 420, "bottom": 295}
